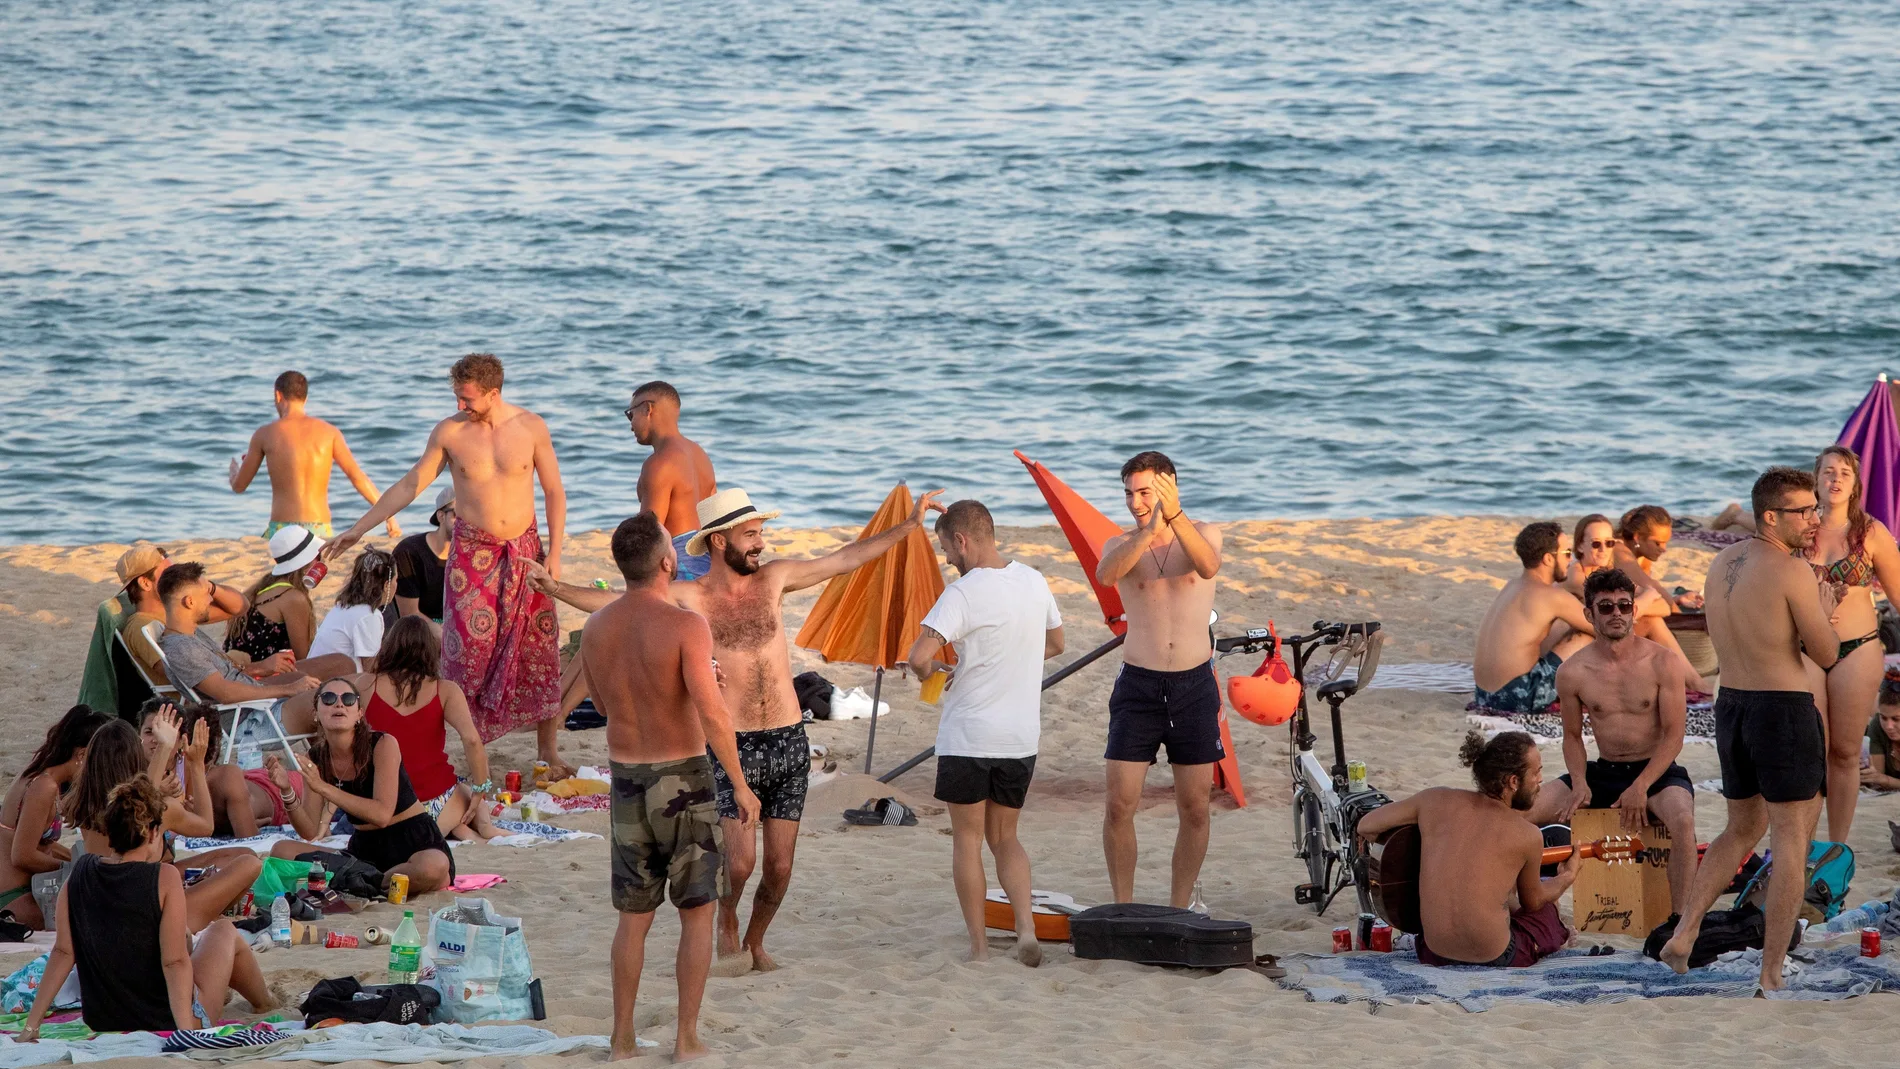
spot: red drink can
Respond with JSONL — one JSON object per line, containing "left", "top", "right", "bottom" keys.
{"left": 505, "top": 770, "right": 522, "bottom": 794}
{"left": 325, "top": 931, "right": 360, "bottom": 949}
{"left": 1331, "top": 926, "right": 1353, "bottom": 953}
{"left": 1371, "top": 922, "right": 1393, "bottom": 952}
{"left": 1863, "top": 927, "right": 1881, "bottom": 957}
{"left": 301, "top": 559, "right": 328, "bottom": 590}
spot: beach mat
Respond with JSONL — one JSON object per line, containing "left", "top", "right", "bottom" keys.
{"left": 1279, "top": 945, "right": 1900, "bottom": 1011}
{"left": 1363, "top": 662, "right": 1473, "bottom": 694}
{"left": 1467, "top": 699, "right": 1716, "bottom": 746}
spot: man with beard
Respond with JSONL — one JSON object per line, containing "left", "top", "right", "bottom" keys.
{"left": 1359, "top": 731, "right": 1582, "bottom": 967}
{"left": 1529, "top": 567, "right": 1696, "bottom": 916}
{"left": 1472, "top": 522, "right": 1594, "bottom": 717}
{"left": 530, "top": 486, "right": 943, "bottom": 973}
{"left": 1660, "top": 467, "right": 1838, "bottom": 990}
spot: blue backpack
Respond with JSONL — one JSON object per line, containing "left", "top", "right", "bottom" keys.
{"left": 1737, "top": 841, "right": 1854, "bottom": 923}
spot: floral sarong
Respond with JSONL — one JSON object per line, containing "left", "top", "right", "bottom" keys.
{"left": 441, "top": 518, "right": 561, "bottom": 742}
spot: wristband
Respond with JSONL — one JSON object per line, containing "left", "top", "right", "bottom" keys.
{"left": 467, "top": 779, "right": 495, "bottom": 794}
{"left": 1165, "top": 511, "right": 1182, "bottom": 524}
{"left": 279, "top": 789, "right": 297, "bottom": 805}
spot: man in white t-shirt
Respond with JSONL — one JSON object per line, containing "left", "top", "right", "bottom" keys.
{"left": 906, "top": 500, "right": 1064, "bottom": 967}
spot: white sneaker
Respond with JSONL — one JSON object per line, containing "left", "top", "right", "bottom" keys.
{"left": 830, "top": 687, "right": 890, "bottom": 721}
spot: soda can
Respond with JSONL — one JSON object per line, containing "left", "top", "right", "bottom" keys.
{"left": 325, "top": 931, "right": 360, "bottom": 949}
{"left": 505, "top": 770, "right": 522, "bottom": 794}
{"left": 301, "top": 560, "right": 328, "bottom": 591}
{"left": 226, "top": 889, "right": 254, "bottom": 918}
{"left": 388, "top": 874, "right": 410, "bottom": 905}
{"left": 1371, "top": 922, "right": 1393, "bottom": 953}
{"left": 1863, "top": 927, "right": 1882, "bottom": 958}
{"left": 184, "top": 868, "right": 205, "bottom": 885}
{"left": 1357, "top": 912, "right": 1376, "bottom": 951}
{"left": 1331, "top": 926, "right": 1353, "bottom": 954}
{"left": 364, "top": 927, "right": 391, "bottom": 946}
{"left": 1346, "top": 760, "right": 1368, "bottom": 794}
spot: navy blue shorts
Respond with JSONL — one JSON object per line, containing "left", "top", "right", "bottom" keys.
{"left": 1106, "top": 662, "right": 1224, "bottom": 766}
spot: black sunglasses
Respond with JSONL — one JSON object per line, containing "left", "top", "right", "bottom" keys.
{"left": 1584, "top": 539, "right": 1617, "bottom": 550}
{"left": 318, "top": 691, "right": 360, "bottom": 707}
{"left": 1593, "top": 599, "right": 1636, "bottom": 616}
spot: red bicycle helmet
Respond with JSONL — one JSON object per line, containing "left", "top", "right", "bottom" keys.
{"left": 1229, "top": 622, "right": 1301, "bottom": 726}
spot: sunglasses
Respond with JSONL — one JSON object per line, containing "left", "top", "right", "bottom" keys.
{"left": 318, "top": 691, "right": 360, "bottom": 707}
{"left": 1584, "top": 539, "right": 1616, "bottom": 550}
{"left": 624, "top": 401, "right": 654, "bottom": 421}
{"left": 1593, "top": 599, "right": 1636, "bottom": 616}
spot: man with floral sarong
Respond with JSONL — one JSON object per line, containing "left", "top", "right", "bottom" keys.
{"left": 325, "top": 353, "right": 571, "bottom": 776}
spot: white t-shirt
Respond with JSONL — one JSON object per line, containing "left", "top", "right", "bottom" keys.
{"left": 920, "top": 561, "right": 1062, "bottom": 759}
{"left": 308, "top": 603, "right": 386, "bottom": 670}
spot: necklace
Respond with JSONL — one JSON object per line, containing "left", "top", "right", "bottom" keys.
{"left": 1148, "top": 538, "right": 1174, "bottom": 577}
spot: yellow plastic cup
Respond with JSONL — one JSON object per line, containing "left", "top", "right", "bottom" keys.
{"left": 920, "top": 670, "right": 949, "bottom": 705}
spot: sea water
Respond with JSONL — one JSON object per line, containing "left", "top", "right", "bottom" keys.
{"left": 3, "top": 0, "right": 1898, "bottom": 543}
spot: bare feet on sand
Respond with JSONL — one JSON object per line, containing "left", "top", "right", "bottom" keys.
{"left": 609, "top": 1031, "right": 646, "bottom": 1060}
{"left": 748, "top": 944, "right": 780, "bottom": 973}
{"left": 1016, "top": 936, "right": 1043, "bottom": 968}
{"left": 674, "top": 1033, "right": 710, "bottom": 1062}
{"left": 966, "top": 941, "right": 989, "bottom": 963}
{"left": 1658, "top": 932, "right": 1695, "bottom": 975}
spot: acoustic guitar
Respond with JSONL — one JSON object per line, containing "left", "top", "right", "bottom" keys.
{"left": 983, "top": 889, "right": 1082, "bottom": 942}
{"left": 1367, "top": 825, "right": 1645, "bottom": 934}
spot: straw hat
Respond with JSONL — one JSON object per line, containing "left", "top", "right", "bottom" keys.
{"left": 686, "top": 489, "right": 780, "bottom": 557}
{"left": 268, "top": 524, "right": 326, "bottom": 575}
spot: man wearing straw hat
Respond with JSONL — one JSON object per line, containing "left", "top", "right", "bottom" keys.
{"left": 531, "top": 485, "right": 943, "bottom": 973}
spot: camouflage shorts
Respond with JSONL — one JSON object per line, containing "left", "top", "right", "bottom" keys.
{"left": 610, "top": 756, "right": 728, "bottom": 914}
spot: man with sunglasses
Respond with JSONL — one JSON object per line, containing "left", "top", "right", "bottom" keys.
{"left": 1529, "top": 568, "right": 1696, "bottom": 915}
{"left": 1473, "top": 522, "right": 1595, "bottom": 718}
{"left": 1660, "top": 467, "right": 1838, "bottom": 990}
{"left": 626, "top": 381, "right": 718, "bottom": 582}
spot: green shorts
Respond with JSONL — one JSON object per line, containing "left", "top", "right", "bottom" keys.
{"left": 263, "top": 520, "right": 334, "bottom": 540}
{"left": 610, "top": 755, "right": 727, "bottom": 914}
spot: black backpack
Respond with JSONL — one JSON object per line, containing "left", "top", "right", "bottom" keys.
{"left": 294, "top": 850, "right": 385, "bottom": 900}
{"left": 1642, "top": 904, "right": 1799, "bottom": 969}
{"left": 300, "top": 977, "right": 440, "bottom": 1028}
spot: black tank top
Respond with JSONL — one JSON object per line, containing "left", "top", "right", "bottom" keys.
{"left": 67, "top": 853, "right": 174, "bottom": 1032}
{"left": 334, "top": 731, "right": 419, "bottom": 813}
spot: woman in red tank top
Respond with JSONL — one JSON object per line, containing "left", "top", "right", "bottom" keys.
{"left": 359, "top": 617, "right": 500, "bottom": 840}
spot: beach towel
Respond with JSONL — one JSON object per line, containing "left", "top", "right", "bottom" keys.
{"left": 486, "top": 820, "right": 600, "bottom": 847}
{"left": 441, "top": 519, "right": 561, "bottom": 743}
{"left": 0, "top": 1022, "right": 608, "bottom": 1067}
{"left": 1364, "top": 662, "right": 1475, "bottom": 694}
{"left": 77, "top": 596, "right": 129, "bottom": 715}
{"left": 1468, "top": 698, "right": 1717, "bottom": 746}
{"left": 1279, "top": 944, "right": 1900, "bottom": 1010}
{"left": 449, "top": 874, "right": 506, "bottom": 892}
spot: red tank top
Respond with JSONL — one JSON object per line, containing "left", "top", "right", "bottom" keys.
{"left": 364, "top": 684, "right": 457, "bottom": 802}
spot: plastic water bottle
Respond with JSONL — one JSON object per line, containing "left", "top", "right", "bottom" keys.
{"left": 270, "top": 893, "right": 292, "bottom": 947}
{"left": 388, "top": 910, "right": 422, "bottom": 984}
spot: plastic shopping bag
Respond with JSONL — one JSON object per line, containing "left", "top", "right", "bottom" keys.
{"left": 419, "top": 897, "right": 536, "bottom": 1022}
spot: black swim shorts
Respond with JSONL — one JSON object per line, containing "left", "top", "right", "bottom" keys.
{"left": 711, "top": 722, "right": 810, "bottom": 822}
{"left": 935, "top": 755, "right": 1037, "bottom": 809}
{"left": 1558, "top": 758, "right": 1694, "bottom": 809}
{"left": 1714, "top": 688, "right": 1825, "bottom": 804}
{"left": 1106, "top": 662, "right": 1224, "bottom": 766}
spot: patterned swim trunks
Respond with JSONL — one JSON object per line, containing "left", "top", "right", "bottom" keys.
{"left": 610, "top": 755, "right": 727, "bottom": 914}
{"left": 710, "top": 722, "right": 810, "bottom": 822}
{"left": 263, "top": 520, "right": 334, "bottom": 540}
{"left": 1473, "top": 651, "right": 1562, "bottom": 716}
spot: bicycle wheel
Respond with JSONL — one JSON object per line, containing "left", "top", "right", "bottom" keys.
{"left": 1297, "top": 792, "right": 1328, "bottom": 911}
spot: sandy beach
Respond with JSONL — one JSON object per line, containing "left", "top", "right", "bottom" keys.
{"left": 6, "top": 517, "right": 1899, "bottom": 1067}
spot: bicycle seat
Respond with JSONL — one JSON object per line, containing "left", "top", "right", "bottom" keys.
{"left": 1315, "top": 678, "right": 1359, "bottom": 701}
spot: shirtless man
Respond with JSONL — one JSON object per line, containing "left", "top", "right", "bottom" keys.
{"left": 1095, "top": 451, "right": 1223, "bottom": 907}
{"left": 323, "top": 354, "right": 570, "bottom": 773}
{"left": 1660, "top": 467, "right": 1838, "bottom": 990}
{"left": 1529, "top": 567, "right": 1696, "bottom": 914}
{"left": 533, "top": 486, "right": 943, "bottom": 972}
{"left": 230, "top": 371, "right": 397, "bottom": 540}
{"left": 1472, "top": 522, "right": 1592, "bottom": 717}
{"left": 584, "top": 512, "right": 757, "bottom": 1062}
{"left": 627, "top": 381, "right": 718, "bottom": 578}
{"left": 1360, "top": 731, "right": 1580, "bottom": 967}
{"left": 551, "top": 381, "right": 719, "bottom": 718}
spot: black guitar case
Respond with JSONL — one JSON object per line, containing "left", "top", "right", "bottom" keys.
{"left": 1069, "top": 903, "right": 1254, "bottom": 968}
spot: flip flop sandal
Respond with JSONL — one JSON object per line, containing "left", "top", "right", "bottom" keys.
{"left": 843, "top": 797, "right": 918, "bottom": 826}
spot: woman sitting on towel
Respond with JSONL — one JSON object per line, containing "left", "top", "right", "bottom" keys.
{"left": 20, "top": 776, "right": 275, "bottom": 1039}
{"left": 267, "top": 676, "right": 455, "bottom": 894}
{"left": 356, "top": 615, "right": 498, "bottom": 840}
{"left": 70, "top": 714, "right": 262, "bottom": 933}
{"left": 1860, "top": 671, "right": 1900, "bottom": 792}
{"left": 0, "top": 704, "right": 110, "bottom": 928}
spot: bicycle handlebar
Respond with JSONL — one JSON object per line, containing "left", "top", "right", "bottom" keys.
{"left": 1213, "top": 619, "right": 1381, "bottom": 655}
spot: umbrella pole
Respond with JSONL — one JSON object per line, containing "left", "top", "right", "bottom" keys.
{"left": 864, "top": 666, "right": 884, "bottom": 775}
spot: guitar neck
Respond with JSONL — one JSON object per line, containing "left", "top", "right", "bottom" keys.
{"left": 1541, "top": 841, "right": 1606, "bottom": 865}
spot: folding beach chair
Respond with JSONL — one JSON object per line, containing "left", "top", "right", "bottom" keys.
{"left": 141, "top": 620, "right": 311, "bottom": 763}
{"left": 112, "top": 626, "right": 177, "bottom": 720}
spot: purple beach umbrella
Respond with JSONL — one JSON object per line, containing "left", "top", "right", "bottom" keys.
{"left": 1838, "top": 375, "right": 1900, "bottom": 531}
